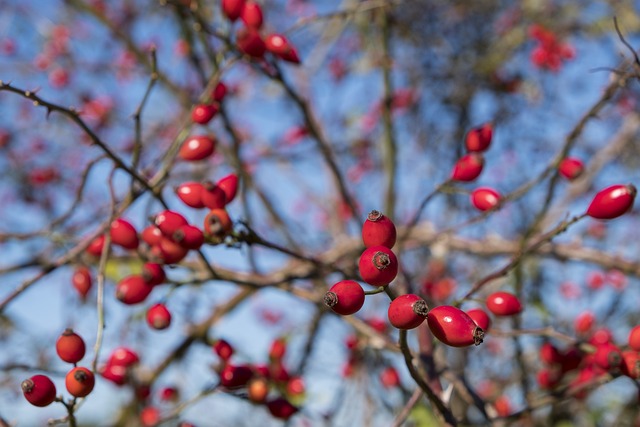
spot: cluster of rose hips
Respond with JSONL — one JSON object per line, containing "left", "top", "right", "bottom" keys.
{"left": 528, "top": 24, "right": 576, "bottom": 72}
{"left": 211, "top": 337, "right": 301, "bottom": 420}
{"left": 21, "top": 329, "right": 94, "bottom": 408}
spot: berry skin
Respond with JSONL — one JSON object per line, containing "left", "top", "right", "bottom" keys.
{"left": 72, "top": 266, "right": 92, "bottom": 299}
{"left": 269, "top": 337, "right": 287, "bottom": 361}
{"left": 21, "top": 375, "right": 57, "bottom": 407}
{"left": 380, "top": 366, "right": 400, "bottom": 388}
{"left": 485, "top": 291, "right": 522, "bottom": 316}
{"left": 173, "top": 224, "right": 205, "bottom": 250}
{"left": 574, "top": 311, "right": 595, "bottom": 335}
{"left": 213, "top": 339, "right": 234, "bottom": 362}
{"left": 179, "top": 135, "right": 216, "bottom": 161}
{"left": 101, "top": 363, "right": 127, "bottom": 386}
{"left": 142, "top": 262, "right": 166, "bottom": 286}
{"left": 358, "top": 245, "right": 398, "bottom": 286}
{"left": 236, "top": 28, "right": 266, "bottom": 58}
{"left": 248, "top": 377, "right": 269, "bottom": 403}
{"left": 155, "top": 237, "right": 190, "bottom": 264}
{"left": 629, "top": 326, "right": 640, "bottom": 351}
{"left": 213, "top": 82, "right": 227, "bottom": 102}
{"left": 586, "top": 184, "right": 636, "bottom": 220}
{"left": 427, "top": 305, "right": 484, "bottom": 347}
{"left": 176, "top": 182, "right": 206, "bottom": 209}
{"left": 558, "top": 157, "right": 584, "bottom": 180}
{"left": 265, "top": 34, "right": 301, "bottom": 64}
{"left": 621, "top": 350, "right": 640, "bottom": 379}
{"left": 266, "top": 397, "right": 298, "bottom": 420}
{"left": 116, "top": 275, "right": 153, "bottom": 305}
{"left": 191, "top": 104, "right": 218, "bottom": 125}
{"left": 219, "top": 364, "right": 254, "bottom": 389}
{"left": 471, "top": 187, "right": 501, "bottom": 211}
{"left": 222, "top": 0, "right": 245, "bottom": 21}
{"left": 593, "top": 342, "right": 622, "bottom": 372}
{"left": 388, "top": 294, "right": 429, "bottom": 330}
{"left": 204, "top": 209, "right": 233, "bottom": 241}
{"left": 324, "top": 280, "right": 365, "bottom": 316}
{"left": 86, "top": 234, "right": 106, "bottom": 257}
{"left": 201, "top": 182, "right": 227, "bottom": 209}
{"left": 465, "top": 123, "right": 493, "bottom": 152}
{"left": 241, "top": 1, "right": 263, "bottom": 29}
{"left": 465, "top": 308, "right": 491, "bottom": 331}
{"left": 362, "top": 210, "right": 396, "bottom": 248}
{"left": 108, "top": 347, "right": 140, "bottom": 367}
{"left": 140, "top": 406, "right": 161, "bottom": 427}
{"left": 65, "top": 367, "right": 95, "bottom": 398}
{"left": 217, "top": 173, "right": 239, "bottom": 205}
{"left": 154, "top": 210, "right": 188, "bottom": 236}
{"left": 539, "top": 342, "right": 562, "bottom": 365}
{"left": 141, "top": 225, "right": 163, "bottom": 246}
{"left": 451, "top": 153, "right": 484, "bottom": 182}
{"left": 146, "top": 303, "right": 172, "bottom": 330}
{"left": 110, "top": 218, "right": 139, "bottom": 250}
{"left": 56, "top": 328, "right": 86, "bottom": 364}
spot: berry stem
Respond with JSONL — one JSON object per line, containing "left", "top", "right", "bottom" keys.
{"left": 364, "top": 286, "right": 386, "bottom": 295}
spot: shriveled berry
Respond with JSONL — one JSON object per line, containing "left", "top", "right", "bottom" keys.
{"left": 451, "top": 153, "right": 484, "bottom": 182}
{"left": 465, "top": 308, "right": 491, "bottom": 331}
{"left": 110, "top": 218, "right": 139, "bottom": 250}
{"left": 324, "top": 280, "right": 365, "bottom": 316}
{"left": 146, "top": 303, "right": 172, "bottom": 330}
{"left": 358, "top": 245, "right": 398, "bottom": 286}
{"left": 179, "top": 135, "right": 216, "bottom": 161}
{"left": 388, "top": 294, "right": 429, "bottom": 330}
{"left": 465, "top": 123, "right": 493, "bottom": 152}
{"left": 558, "top": 157, "right": 584, "bottom": 180}
{"left": 485, "top": 291, "right": 522, "bottom": 316}
{"left": 56, "top": 328, "right": 86, "bottom": 363}
{"left": 427, "top": 305, "right": 484, "bottom": 347}
{"left": 471, "top": 187, "right": 501, "bottom": 211}
{"left": 116, "top": 275, "right": 153, "bottom": 305}
{"left": 586, "top": 184, "right": 636, "bottom": 220}
{"left": 21, "top": 375, "right": 57, "bottom": 407}
{"left": 176, "top": 182, "right": 206, "bottom": 209}
{"left": 362, "top": 210, "right": 396, "bottom": 248}
{"left": 65, "top": 366, "right": 95, "bottom": 398}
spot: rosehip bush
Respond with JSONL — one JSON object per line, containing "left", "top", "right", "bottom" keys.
{"left": 2, "top": 1, "right": 640, "bottom": 426}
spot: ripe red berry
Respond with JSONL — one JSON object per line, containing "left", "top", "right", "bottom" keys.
{"left": 21, "top": 375, "right": 57, "bottom": 407}
{"left": 629, "top": 326, "right": 640, "bottom": 351}
{"left": 266, "top": 397, "right": 298, "bottom": 420}
{"left": 110, "top": 218, "right": 139, "bottom": 250}
{"left": 154, "top": 210, "right": 188, "bottom": 236}
{"left": 176, "top": 182, "right": 206, "bottom": 208}
{"left": 86, "top": 234, "right": 106, "bottom": 257}
{"left": 72, "top": 266, "right": 92, "bottom": 298}
{"left": 146, "top": 303, "right": 172, "bottom": 330}
{"left": 116, "top": 275, "right": 153, "bottom": 305}
{"left": 380, "top": 366, "right": 400, "bottom": 388}
{"left": 236, "top": 28, "right": 266, "bottom": 58}
{"left": 362, "top": 210, "right": 396, "bottom": 248}
{"left": 191, "top": 104, "right": 218, "bottom": 125}
{"left": 219, "top": 364, "right": 254, "bottom": 389}
{"left": 539, "top": 342, "right": 562, "bottom": 365}
{"left": 173, "top": 224, "right": 204, "bottom": 250}
{"left": 56, "top": 328, "right": 86, "bottom": 364}
{"left": 142, "top": 262, "right": 166, "bottom": 286}
{"left": 536, "top": 368, "right": 562, "bottom": 389}
{"left": 286, "top": 376, "right": 305, "bottom": 397}
{"left": 156, "top": 237, "right": 189, "bottom": 264}
{"left": 201, "top": 182, "right": 227, "bottom": 209}
{"left": 427, "top": 305, "right": 484, "bottom": 347}
{"left": 574, "top": 311, "right": 595, "bottom": 335}
{"left": 451, "top": 153, "right": 484, "bottom": 182}
{"left": 213, "top": 82, "right": 227, "bottom": 102}
{"left": 213, "top": 339, "right": 234, "bottom": 362}
{"left": 141, "top": 225, "right": 163, "bottom": 246}
{"left": 621, "top": 350, "right": 640, "bottom": 379}
{"left": 179, "top": 135, "right": 216, "bottom": 161}
{"left": 140, "top": 406, "right": 161, "bottom": 427}
{"left": 108, "top": 347, "right": 140, "bottom": 367}
{"left": 222, "top": 0, "right": 245, "bottom": 21}
{"left": 588, "top": 328, "right": 613, "bottom": 346}
{"left": 217, "top": 173, "right": 239, "bottom": 205}
{"left": 465, "top": 123, "right": 493, "bottom": 152}
{"left": 101, "top": 363, "right": 127, "bottom": 386}
{"left": 324, "top": 280, "right": 365, "bottom": 316}
{"left": 558, "top": 157, "right": 584, "bottom": 180}
{"left": 586, "top": 184, "right": 636, "bottom": 220}
{"left": 265, "top": 34, "right": 300, "bottom": 64}
{"left": 471, "top": 187, "right": 501, "bottom": 211}
{"left": 160, "top": 386, "right": 179, "bottom": 402}
{"left": 358, "top": 245, "right": 398, "bottom": 286}
{"left": 485, "top": 291, "right": 522, "bottom": 316}
{"left": 65, "top": 366, "right": 95, "bottom": 398}
{"left": 241, "top": 1, "right": 263, "bottom": 29}
{"left": 388, "top": 294, "right": 429, "bottom": 330}
{"left": 593, "top": 342, "right": 622, "bottom": 372}
{"left": 204, "top": 208, "right": 233, "bottom": 241}
{"left": 465, "top": 308, "right": 491, "bottom": 331}
{"left": 269, "top": 337, "right": 287, "bottom": 361}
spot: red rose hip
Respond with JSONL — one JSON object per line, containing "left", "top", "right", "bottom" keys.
{"left": 586, "top": 184, "right": 636, "bottom": 220}
{"left": 22, "top": 375, "right": 57, "bottom": 407}
{"left": 558, "top": 157, "right": 584, "bottom": 180}
{"left": 146, "top": 303, "right": 172, "bottom": 330}
{"left": 451, "top": 153, "right": 484, "bottom": 182}
{"left": 465, "top": 307, "right": 491, "bottom": 331}
{"left": 427, "top": 305, "right": 484, "bottom": 347}
{"left": 485, "top": 291, "right": 522, "bottom": 316}
{"left": 471, "top": 187, "right": 501, "bottom": 211}
{"left": 358, "top": 245, "right": 398, "bottom": 286}
{"left": 56, "top": 328, "right": 86, "bottom": 364}
{"left": 324, "top": 280, "right": 365, "bottom": 316}
{"left": 65, "top": 366, "right": 95, "bottom": 398}
{"left": 388, "top": 294, "right": 429, "bottom": 330}
{"left": 179, "top": 135, "right": 216, "bottom": 161}
{"left": 362, "top": 210, "right": 396, "bottom": 248}
{"left": 465, "top": 123, "right": 493, "bottom": 152}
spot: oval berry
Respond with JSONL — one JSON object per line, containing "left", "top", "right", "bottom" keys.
{"left": 266, "top": 397, "right": 298, "bottom": 420}
{"left": 485, "top": 291, "right": 522, "bottom": 316}
{"left": 173, "top": 224, "right": 204, "bottom": 250}
{"left": 358, "top": 245, "right": 398, "bottom": 286}
{"left": 179, "top": 135, "right": 216, "bottom": 161}
{"left": 72, "top": 266, "right": 92, "bottom": 299}
{"left": 465, "top": 307, "right": 491, "bottom": 331}
{"left": 110, "top": 218, "right": 139, "bottom": 250}
{"left": 539, "top": 342, "right": 562, "bottom": 365}
{"left": 65, "top": 366, "right": 95, "bottom": 398}
{"left": 427, "top": 305, "right": 484, "bottom": 347}
{"left": 101, "top": 363, "right": 127, "bottom": 386}
{"left": 265, "top": 34, "right": 301, "bottom": 64}
{"left": 241, "top": 1, "right": 263, "bottom": 29}
{"left": 362, "top": 210, "right": 396, "bottom": 248}
{"left": 108, "top": 347, "right": 140, "bottom": 367}
{"left": 86, "top": 234, "right": 106, "bottom": 257}
{"left": 146, "top": 303, "right": 172, "bottom": 330}
{"left": 191, "top": 104, "right": 217, "bottom": 125}
{"left": 213, "top": 82, "right": 227, "bottom": 102}
{"left": 558, "top": 157, "right": 584, "bottom": 180}
{"left": 324, "top": 280, "right": 365, "bottom": 316}
{"left": 142, "top": 262, "right": 166, "bottom": 286}
{"left": 176, "top": 182, "right": 206, "bottom": 209}
{"left": 116, "top": 275, "right": 153, "bottom": 305}
{"left": 465, "top": 123, "right": 493, "bottom": 152}
{"left": 593, "top": 342, "right": 622, "bottom": 372}
{"left": 222, "top": 0, "right": 245, "bottom": 21}
{"left": 21, "top": 375, "right": 57, "bottom": 407}
{"left": 621, "top": 350, "right": 640, "bottom": 379}
{"left": 154, "top": 210, "right": 188, "bottom": 236}
{"left": 213, "top": 339, "right": 234, "bottom": 362}
{"left": 586, "top": 184, "right": 636, "bottom": 220}
{"left": 219, "top": 364, "right": 254, "bottom": 389}
{"left": 629, "top": 326, "right": 640, "bottom": 351}
{"left": 236, "top": 28, "right": 266, "bottom": 58}
{"left": 451, "top": 153, "right": 484, "bottom": 182}
{"left": 471, "top": 187, "right": 501, "bottom": 211}
{"left": 156, "top": 237, "right": 189, "bottom": 264}
{"left": 204, "top": 208, "right": 233, "bottom": 241}
{"left": 380, "top": 366, "right": 400, "bottom": 389}
{"left": 388, "top": 294, "right": 429, "bottom": 330}
{"left": 217, "top": 173, "right": 239, "bottom": 204}
{"left": 56, "top": 328, "right": 86, "bottom": 363}
{"left": 141, "top": 225, "right": 163, "bottom": 246}
{"left": 201, "top": 182, "right": 227, "bottom": 209}
{"left": 248, "top": 377, "right": 269, "bottom": 403}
